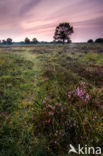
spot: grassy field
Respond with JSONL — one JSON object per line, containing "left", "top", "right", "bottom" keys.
{"left": 0, "top": 43, "right": 103, "bottom": 155}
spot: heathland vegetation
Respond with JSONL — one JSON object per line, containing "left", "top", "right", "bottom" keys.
{"left": 0, "top": 43, "right": 103, "bottom": 155}
{"left": 0, "top": 22, "right": 103, "bottom": 155}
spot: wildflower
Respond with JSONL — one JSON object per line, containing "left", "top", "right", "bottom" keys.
{"left": 68, "top": 83, "right": 90, "bottom": 103}
{"left": 73, "top": 122, "right": 77, "bottom": 127}
{"left": 93, "top": 115, "right": 97, "bottom": 120}
{"left": 54, "top": 141, "right": 59, "bottom": 145}
{"left": 55, "top": 132, "right": 58, "bottom": 136}
{"left": 76, "top": 87, "right": 85, "bottom": 97}
{"left": 48, "top": 119, "right": 50, "bottom": 123}
{"left": 68, "top": 93, "right": 71, "bottom": 98}
{"left": 81, "top": 81, "right": 86, "bottom": 88}
{"left": 86, "top": 93, "right": 90, "bottom": 100}
{"left": 46, "top": 105, "right": 55, "bottom": 111}
{"left": 61, "top": 108, "right": 64, "bottom": 112}
{"left": 55, "top": 103, "right": 61, "bottom": 107}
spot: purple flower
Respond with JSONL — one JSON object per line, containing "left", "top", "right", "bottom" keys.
{"left": 46, "top": 105, "right": 55, "bottom": 111}
{"left": 86, "top": 93, "right": 90, "bottom": 100}
{"left": 93, "top": 115, "right": 97, "bottom": 120}
{"left": 55, "top": 103, "right": 61, "bottom": 107}
{"left": 68, "top": 83, "right": 90, "bottom": 103}
{"left": 48, "top": 119, "right": 50, "bottom": 123}
{"left": 81, "top": 81, "right": 86, "bottom": 88}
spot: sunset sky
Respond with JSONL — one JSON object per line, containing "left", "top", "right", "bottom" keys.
{"left": 0, "top": 0, "right": 103, "bottom": 42}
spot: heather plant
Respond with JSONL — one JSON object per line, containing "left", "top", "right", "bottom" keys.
{"left": 33, "top": 102, "right": 81, "bottom": 153}
{"left": 0, "top": 44, "right": 103, "bottom": 155}
{"left": 68, "top": 81, "right": 90, "bottom": 105}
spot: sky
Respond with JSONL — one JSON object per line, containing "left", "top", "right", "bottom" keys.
{"left": 0, "top": 0, "right": 103, "bottom": 42}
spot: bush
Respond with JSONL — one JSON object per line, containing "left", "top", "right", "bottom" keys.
{"left": 95, "top": 38, "right": 103, "bottom": 43}
{"left": 33, "top": 101, "right": 81, "bottom": 154}
{"left": 88, "top": 39, "right": 93, "bottom": 43}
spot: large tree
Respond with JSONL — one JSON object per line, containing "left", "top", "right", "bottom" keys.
{"left": 7, "top": 38, "right": 12, "bottom": 44}
{"left": 54, "top": 22, "right": 73, "bottom": 44}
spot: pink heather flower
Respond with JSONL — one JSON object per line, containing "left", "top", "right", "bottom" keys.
{"left": 81, "top": 81, "right": 86, "bottom": 88}
{"left": 61, "top": 108, "right": 64, "bottom": 112}
{"left": 68, "top": 83, "right": 89, "bottom": 103}
{"left": 81, "top": 81, "right": 85, "bottom": 86}
{"left": 76, "top": 87, "right": 86, "bottom": 99}
{"left": 55, "top": 133, "right": 58, "bottom": 136}
{"left": 51, "top": 106, "right": 55, "bottom": 110}
{"left": 48, "top": 119, "right": 50, "bottom": 123}
{"left": 73, "top": 123, "right": 76, "bottom": 127}
{"left": 93, "top": 115, "right": 97, "bottom": 120}
{"left": 55, "top": 103, "right": 61, "bottom": 107}
{"left": 43, "top": 100, "right": 46, "bottom": 104}
{"left": 76, "top": 87, "right": 83, "bottom": 97}
{"left": 46, "top": 105, "right": 55, "bottom": 110}
{"left": 68, "top": 94, "right": 71, "bottom": 98}
{"left": 54, "top": 141, "right": 59, "bottom": 145}
{"left": 86, "top": 93, "right": 90, "bottom": 100}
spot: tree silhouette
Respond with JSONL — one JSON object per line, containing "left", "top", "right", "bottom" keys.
{"left": 2, "top": 40, "right": 7, "bottom": 44}
{"left": 88, "top": 39, "right": 93, "bottom": 43}
{"left": 7, "top": 38, "right": 12, "bottom": 44}
{"left": 54, "top": 23, "right": 73, "bottom": 44}
{"left": 95, "top": 38, "right": 103, "bottom": 43}
{"left": 32, "top": 38, "right": 38, "bottom": 44}
{"left": 25, "top": 37, "right": 30, "bottom": 44}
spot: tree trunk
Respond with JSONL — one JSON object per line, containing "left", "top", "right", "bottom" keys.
{"left": 63, "top": 39, "right": 65, "bottom": 44}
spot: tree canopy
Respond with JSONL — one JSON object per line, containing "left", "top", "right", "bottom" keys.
{"left": 88, "top": 39, "right": 93, "bottom": 43}
{"left": 25, "top": 37, "right": 30, "bottom": 44}
{"left": 7, "top": 38, "right": 12, "bottom": 44}
{"left": 32, "top": 38, "right": 38, "bottom": 44}
{"left": 95, "top": 38, "right": 103, "bottom": 43}
{"left": 54, "top": 22, "right": 73, "bottom": 44}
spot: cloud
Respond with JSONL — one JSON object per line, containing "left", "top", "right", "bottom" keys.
{"left": 0, "top": 0, "right": 103, "bottom": 42}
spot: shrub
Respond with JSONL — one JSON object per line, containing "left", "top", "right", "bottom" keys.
{"left": 95, "top": 38, "right": 103, "bottom": 43}
{"left": 88, "top": 39, "right": 93, "bottom": 43}
{"left": 33, "top": 102, "right": 80, "bottom": 154}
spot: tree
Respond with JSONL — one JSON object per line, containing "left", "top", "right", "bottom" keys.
{"left": 7, "top": 38, "right": 12, "bottom": 44}
{"left": 95, "top": 38, "right": 103, "bottom": 43}
{"left": 54, "top": 22, "right": 73, "bottom": 44}
{"left": 32, "top": 38, "right": 38, "bottom": 44}
{"left": 67, "top": 38, "right": 72, "bottom": 43}
{"left": 2, "top": 40, "right": 7, "bottom": 44}
{"left": 25, "top": 37, "right": 30, "bottom": 44}
{"left": 88, "top": 39, "right": 93, "bottom": 43}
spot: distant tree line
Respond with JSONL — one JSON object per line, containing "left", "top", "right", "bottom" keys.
{"left": 88, "top": 38, "right": 103, "bottom": 43}
{"left": 0, "top": 37, "right": 39, "bottom": 45}
{"left": 0, "top": 22, "right": 103, "bottom": 45}
{"left": 0, "top": 38, "right": 13, "bottom": 44}
{"left": 24, "top": 37, "right": 38, "bottom": 44}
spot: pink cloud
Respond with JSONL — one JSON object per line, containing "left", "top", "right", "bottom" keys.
{"left": 0, "top": 0, "right": 103, "bottom": 42}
